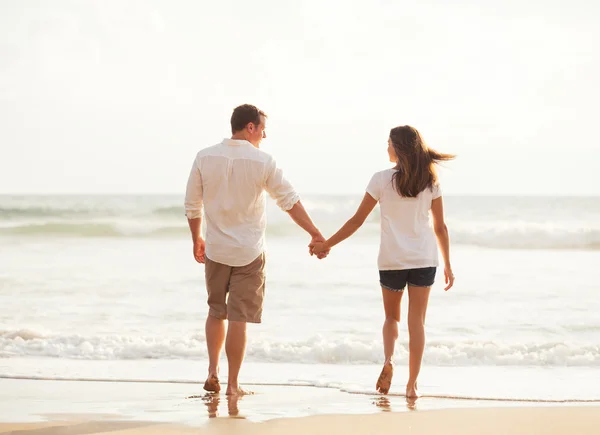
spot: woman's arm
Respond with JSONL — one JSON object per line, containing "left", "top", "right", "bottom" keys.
{"left": 431, "top": 196, "right": 454, "bottom": 290}
{"left": 312, "top": 193, "right": 377, "bottom": 253}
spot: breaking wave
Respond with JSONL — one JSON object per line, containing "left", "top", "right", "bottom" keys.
{"left": 1, "top": 330, "right": 598, "bottom": 367}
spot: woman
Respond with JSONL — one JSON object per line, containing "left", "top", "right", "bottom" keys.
{"left": 311, "top": 125, "right": 455, "bottom": 397}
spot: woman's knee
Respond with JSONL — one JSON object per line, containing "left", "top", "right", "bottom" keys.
{"left": 407, "top": 312, "right": 426, "bottom": 328}
{"left": 385, "top": 313, "right": 400, "bottom": 324}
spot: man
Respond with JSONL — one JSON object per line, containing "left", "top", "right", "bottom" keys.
{"left": 185, "top": 104, "right": 327, "bottom": 396}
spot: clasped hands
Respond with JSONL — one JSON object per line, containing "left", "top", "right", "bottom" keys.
{"left": 308, "top": 234, "right": 330, "bottom": 259}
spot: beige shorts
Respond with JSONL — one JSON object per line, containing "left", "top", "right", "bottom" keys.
{"left": 204, "top": 253, "right": 266, "bottom": 324}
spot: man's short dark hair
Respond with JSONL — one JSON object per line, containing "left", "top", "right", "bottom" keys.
{"left": 230, "top": 104, "right": 267, "bottom": 134}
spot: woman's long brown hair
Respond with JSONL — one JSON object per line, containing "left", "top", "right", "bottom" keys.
{"left": 389, "top": 126, "right": 455, "bottom": 198}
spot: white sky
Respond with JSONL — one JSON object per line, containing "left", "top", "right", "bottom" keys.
{"left": 0, "top": 0, "right": 598, "bottom": 195}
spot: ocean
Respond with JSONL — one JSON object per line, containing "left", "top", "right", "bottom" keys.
{"left": 1, "top": 194, "right": 599, "bottom": 403}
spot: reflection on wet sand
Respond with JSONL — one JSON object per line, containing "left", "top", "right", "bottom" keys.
{"left": 195, "top": 388, "right": 423, "bottom": 421}
{"left": 373, "top": 394, "right": 420, "bottom": 412}
{"left": 194, "top": 393, "right": 246, "bottom": 419}
{"left": 227, "top": 394, "right": 245, "bottom": 418}
{"left": 373, "top": 396, "right": 392, "bottom": 412}
{"left": 201, "top": 393, "right": 220, "bottom": 418}
{"left": 406, "top": 395, "right": 418, "bottom": 410}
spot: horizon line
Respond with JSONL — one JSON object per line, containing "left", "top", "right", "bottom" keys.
{"left": 0, "top": 192, "right": 599, "bottom": 198}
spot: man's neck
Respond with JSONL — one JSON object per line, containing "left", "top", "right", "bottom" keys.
{"left": 231, "top": 134, "right": 258, "bottom": 148}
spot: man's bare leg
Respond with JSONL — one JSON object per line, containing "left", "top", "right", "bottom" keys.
{"left": 225, "top": 320, "right": 251, "bottom": 395}
{"left": 204, "top": 315, "right": 226, "bottom": 392}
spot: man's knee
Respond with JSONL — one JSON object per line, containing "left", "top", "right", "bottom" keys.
{"left": 208, "top": 308, "right": 227, "bottom": 321}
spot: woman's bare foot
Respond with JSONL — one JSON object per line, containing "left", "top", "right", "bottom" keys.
{"left": 203, "top": 374, "right": 221, "bottom": 393}
{"left": 406, "top": 382, "right": 420, "bottom": 399}
{"left": 226, "top": 385, "right": 253, "bottom": 396}
{"left": 376, "top": 360, "right": 394, "bottom": 394}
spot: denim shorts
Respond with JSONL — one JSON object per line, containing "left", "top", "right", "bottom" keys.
{"left": 379, "top": 267, "right": 436, "bottom": 292}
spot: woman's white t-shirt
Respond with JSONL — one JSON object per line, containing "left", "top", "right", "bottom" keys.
{"left": 366, "top": 168, "right": 442, "bottom": 271}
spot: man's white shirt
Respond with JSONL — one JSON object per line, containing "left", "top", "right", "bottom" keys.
{"left": 185, "top": 139, "right": 299, "bottom": 267}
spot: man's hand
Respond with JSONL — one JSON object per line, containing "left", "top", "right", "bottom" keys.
{"left": 193, "top": 238, "right": 206, "bottom": 264}
{"left": 309, "top": 234, "right": 329, "bottom": 259}
{"left": 311, "top": 241, "right": 329, "bottom": 256}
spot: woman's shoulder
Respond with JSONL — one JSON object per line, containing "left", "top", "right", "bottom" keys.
{"left": 372, "top": 167, "right": 395, "bottom": 179}
{"left": 368, "top": 168, "right": 395, "bottom": 194}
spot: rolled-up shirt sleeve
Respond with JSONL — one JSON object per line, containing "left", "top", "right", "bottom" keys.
{"left": 184, "top": 156, "right": 203, "bottom": 219}
{"left": 264, "top": 157, "right": 300, "bottom": 211}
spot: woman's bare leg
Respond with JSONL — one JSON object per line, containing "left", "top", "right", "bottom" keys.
{"left": 377, "top": 287, "right": 403, "bottom": 394}
{"left": 406, "top": 285, "right": 431, "bottom": 398}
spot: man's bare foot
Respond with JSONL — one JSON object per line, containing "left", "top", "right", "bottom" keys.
{"left": 225, "top": 386, "right": 253, "bottom": 396}
{"left": 406, "top": 382, "right": 420, "bottom": 399}
{"left": 203, "top": 374, "right": 221, "bottom": 393}
{"left": 376, "top": 360, "right": 394, "bottom": 394}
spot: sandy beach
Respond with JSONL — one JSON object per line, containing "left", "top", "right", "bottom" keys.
{"left": 1, "top": 378, "right": 599, "bottom": 435}
{"left": 2, "top": 406, "right": 599, "bottom": 435}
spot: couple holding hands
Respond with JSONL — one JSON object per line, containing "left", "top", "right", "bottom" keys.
{"left": 184, "top": 104, "right": 455, "bottom": 398}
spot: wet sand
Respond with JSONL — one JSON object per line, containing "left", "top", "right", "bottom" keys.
{"left": 2, "top": 407, "right": 600, "bottom": 435}
{"left": 1, "top": 378, "right": 599, "bottom": 434}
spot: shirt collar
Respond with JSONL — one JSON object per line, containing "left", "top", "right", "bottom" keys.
{"left": 222, "top": 138, "right": 254, "bottom": 147}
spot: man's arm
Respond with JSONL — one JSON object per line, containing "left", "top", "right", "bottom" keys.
{"left": 287, "top": 201, "right": 329, "bottom": 259}
{"left": 286, "top": 200, "right": 321, "bottom": 238}
{"left": 264, "top": 158, "right": 328, "bottom": 257}
{"left": 187, "top": 217, "right": 202, "bottom": 241}
{"left": 187, "top": 217, "right": 205, "bottom": 264}
{"left": 184, "top": 157, "right": 205, "bottom": 263}
{"left": 263, "top": 157, "right": 300, "bottom": 211}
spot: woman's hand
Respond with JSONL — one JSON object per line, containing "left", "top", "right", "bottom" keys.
{"left": 311, "top": 241, "right": 329, "bottom": 256}
{"left": 444, "top": 265, "right": 454, "bottom": 290}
